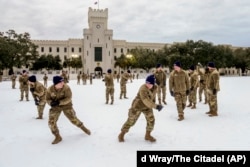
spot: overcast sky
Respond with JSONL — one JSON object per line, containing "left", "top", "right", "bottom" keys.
{"left": 1, "top": 0, "right": 250, "bottom": 47}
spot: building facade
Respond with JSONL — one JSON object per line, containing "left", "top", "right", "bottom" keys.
{"left": 32, "top": 7, "right": 168, "bottom": 75}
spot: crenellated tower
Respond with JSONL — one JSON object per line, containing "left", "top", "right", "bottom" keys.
{"left": 83, "top": 7, "right": 113, "bottom": 75}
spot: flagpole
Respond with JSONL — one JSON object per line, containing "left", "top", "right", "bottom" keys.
{"left": 98, "top": 0, "right": 99, "bottom": 9}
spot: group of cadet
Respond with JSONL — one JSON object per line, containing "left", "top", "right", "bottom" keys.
{"left": 118, "top": 61, "right": 220, "bottom": 142}
{"left": 14, "top": 70, "right": 91, "bottom": 145}
{"left": 9, "top": 60, "right": 219, "bottom": 144}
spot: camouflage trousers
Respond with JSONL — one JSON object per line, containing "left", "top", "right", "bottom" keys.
{"left": 48, "top": 106, "right": 84, "bottom": 134}
{"left": 120, "top": 84, "right": 127, "bottom": 98}
{"left": 157, "top": 86, "right": 166, "bottom": 104}
{"left": 188, "top": 88, "right": 197, "bottom": 104}
{"left": 106, "top": 87, "right": 114, "bottom": 103}
{"left": 207, "top": 89, "right": 218, "bottom": 114}
{"left": 12, "top": 81, "right": 16, "bottom": 89}
{"left": 20, "top": 88, "right": 29, "bottom": 100}
{"left": 37, "top": 102, "right": 46, "bottom": 117}
{"left": 198, "top": 84, "right": 207, "bottom": 102}
{"left": 174, "top": 92, "right": 187, "bottom": 116}
{"left": 121, "top": 108, "right": 155, "bottom": 132}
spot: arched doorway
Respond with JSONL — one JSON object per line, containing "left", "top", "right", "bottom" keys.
{"left": 94, "top": 66, "right": 103, "bottom": 78}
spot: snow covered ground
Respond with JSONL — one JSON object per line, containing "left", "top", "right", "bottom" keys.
{"left": 0, "top": 76, "right": 249, "bottom": 167}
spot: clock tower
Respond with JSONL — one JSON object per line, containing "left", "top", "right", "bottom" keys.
{"left": 83, "top": 7, "right": 114, "bottom": 75}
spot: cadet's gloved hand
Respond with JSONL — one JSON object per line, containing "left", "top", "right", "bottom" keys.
{"left": 190, "top": 86, "right": 194, "bottom": 91}
{"left": 213, "top": 89, "right": 217, "bottom": 95}
{"left": 186, "top": 90, "right": 190, "bottom": 96}
{"left": 50, "top": 100, "right": 59, "bottom": 107}
{"left": 35, "top": 99, "right": 39, "bottom": 105}
{"left": 170, "top": 91, "right": 174, "bottom": 97}
{"left": 200, "top": 80, "right": 204, "bottom": 84}
{"left": 156, "top": 105, "right": 163, "bottom": 112}
{"left": 30, "top": 88, "right": 35, "bottom": 93}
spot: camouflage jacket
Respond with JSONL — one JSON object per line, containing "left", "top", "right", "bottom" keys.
{"left": 19, "top": 75, "right": 29, "bottom": 89}
{"left": 130, "top": 84, "right": 158, "bottom": 110}
{"left": 120, "top": 73, "right": 129, "bottom": 85}
{"left": 103, "top": 74, "right": 114, "bottom": 88}
{"left": 30, "top": 81, "right": 47, "bottom": 104}
{"left": 189, "top": 71, "right": 199, "bottom": 89}
{"left": 154, "top": 70, "right": 167, "bottom": 87}
{"left": 207, "top": 69, "right": 220, "bottom": 91}
{"left": 46, "top": 84, "right": 73, "bottom": 108}
{"left": 169, "top": 69, "right": 190, "bottom": 93}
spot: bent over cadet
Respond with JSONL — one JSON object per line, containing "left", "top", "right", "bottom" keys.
{"left": 46, "top": 76, "right": 91, "bottom": 144}
{"left": 169, "top": 61, "right": 190, "bottom": 121}
{"left": 118, "top": 74, "right": 163, "bottom": 142}
{"left": 28, "top": 75, "right": 47, "bottom": 119}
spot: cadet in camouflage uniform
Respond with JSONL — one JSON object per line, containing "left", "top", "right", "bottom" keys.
{"left": 46, "top": 76, "right": 91, "bottom": 144}
{"left": 120, "top": 70, "right": 130, "bottom": 99}
{"left": 89, "top": 74, "right": 93, "bottom": 84}
{"left": 28, "top": 75, "right": 47, "bottom": 119}
{"left": 81, "top": 72, "right": 87, "bottom": 85}
{"left": 197, "top": 63, "right": 209, "bottom": 104}
{"left": 103, "top": 69, "right": 114, "bottom": 105}
{"left": 11, "top": 73, "right": 17, "bottom": 89}
{"left": 206, "top": 62, "right": 220, "bottom": 117}
{"left": 118, "top": 74, "right": 163, "bottom": 142}
{"left": 60, "top": 70, "right": 69, "bottom": 83}
{"left": 154, "top": 63, "right": 167, "bottom": 105}
{"left": 43, "top": 74, "right": 48, "bottom": 87}
{"left": 169, "top": 61, "right": 190, "bottom": 121}
{"left": 187, "top": 65, "right": 199, "bottom": 109}
{"left": 19, "top": 70, "right": 29, "bottom": 101}
{"left": 77, "top": 72, "right": 81, "bottom": 85}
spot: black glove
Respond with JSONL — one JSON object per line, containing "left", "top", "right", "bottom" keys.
{"left": 213, "top": 89, "right": 217, "bottom": 95}
{"left": 190, "top": 86, "right": 194, "bottom": 91}
{"left": 35, "top": 99, "right": 39, "bottom": 105}
{"left": 186, "top": 90, "right": 190, "bottom": 96}
{"left": 50, "top": 100, "right": 59, "bottom": 107}
{"left": 156, "top": 80, "right": 160, "bottom": 85}
{"left": 170, "top": 91, "right": 174, "bottom": 97}
{"left": 200, "top": 80, "right": 204, "bottom": 84}
{"left": 156, "top": 105, "right": 163, "bottom": 112}
{"left": 30, "top": 88, "right": 35, "bottom": 93}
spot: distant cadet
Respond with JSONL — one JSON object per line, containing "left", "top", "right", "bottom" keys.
{"left": 120, "top": 70, "right": 130, "bottom": 99}
{"left": 28, "top": 75, "right": 47, "bottom": 119}
{"left": 154, "top": 63, "right": 167, "bottom": 105}
{"left": 186, "top": 65, "right": 199, "bottom": 109}
{"left": 197, "top": 63, "right": 209, "bottom": 104}
{"left": 118, "top": 74, "right": 163, "bottom": 142}
{"left": 43, "top": 73, "right": 48, "bottom": 87}
{"left": 206, "top": 62, "right": 220, "bottom": 117}
{"left": 169, "top": 61, "right": 190, "bottom": 121}
{"left": 19, "top": 70, "right": 29, "bottom": 101}
{"left": 46, "top": 76, "right": 91, "bottom": 144}
{"left": 77, "top": 72, "right": 81, "bottom": 85}
{"left": 103, "top": 69, "right": 114, "bottom": 105}
{"left": 11, "top": 73, "right": 17, "bottom": 89}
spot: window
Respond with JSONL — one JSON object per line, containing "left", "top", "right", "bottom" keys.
{"left": 79, "top": 48, "right": 82, "bottom": 52}
{"left": 121, "top": 48, "right": 123, "bottom": 53}
{"left": 41, "top": 47, "right": 44, "bottom": 52}
{"left": 57, "top": 47, "right": 59, "bottom": 52}
{"left": 114, "top": 48, "right": 117, "bottom": 53}
{"left": 71, "top": 47, "right": 74, "bottom": 53}
{"left": 64, "top": 47, "right": 67, "bottom": 53}
{"left": 95, "top": 47, "right": 102, "bottom": 61}
{"left": 49, "top": 47, "right": 52, "bottom": 52}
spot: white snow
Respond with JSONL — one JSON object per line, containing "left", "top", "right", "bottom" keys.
{"left": 0, "top": 76, "right": 249, "bottom": 167}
